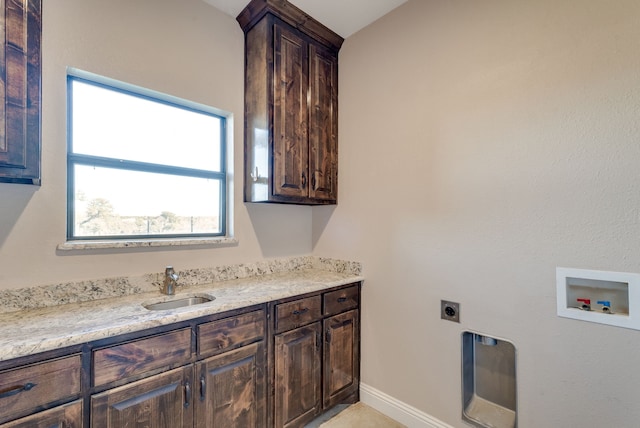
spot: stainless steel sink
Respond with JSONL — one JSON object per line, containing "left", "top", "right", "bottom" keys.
{"left": 143, "top": 295, "right": 215, "bottom": 311}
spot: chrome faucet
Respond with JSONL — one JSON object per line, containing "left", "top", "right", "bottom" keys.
{"left": 162, "top": 266, "right": 180, "bottom": 295}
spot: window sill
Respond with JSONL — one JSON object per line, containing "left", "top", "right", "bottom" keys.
{"left": 57, "top": 236, "right": 239, "bottom": 251}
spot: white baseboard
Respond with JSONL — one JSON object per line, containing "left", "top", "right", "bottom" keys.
{"left": 359, "top": 383, "right": 455, "bottom": 428}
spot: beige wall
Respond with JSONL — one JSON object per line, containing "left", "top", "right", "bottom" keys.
{"left": 3, "top": 0, "right": 640, "bottom": 425}
{"left": 313, "top": 0, "right": 640, "bottom": 426}
{"left": 0, "top": 0, "right": 312, "bottom": 289}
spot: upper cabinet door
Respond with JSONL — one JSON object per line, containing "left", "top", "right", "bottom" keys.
{"left": 273, "top": 23, "right": 309, "bottom": 199}
{"left": 0, "top": 0, "right": 41, "bottom": 185}
{"left": 308, "top": 43, "right": 338, "bottom": 202}
{"left": 239, "top": 0, "right": 343, "bottom": 205}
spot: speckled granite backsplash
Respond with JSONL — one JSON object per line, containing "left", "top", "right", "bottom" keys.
{"left": 0, "top": 256, "right": 361, "bottom": 314}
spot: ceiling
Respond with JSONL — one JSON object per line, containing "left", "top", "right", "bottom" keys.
{"left": 202, "top": 0, "right": 408, "bottom": 38}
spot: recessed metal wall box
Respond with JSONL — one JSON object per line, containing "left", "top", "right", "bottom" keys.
{"left": 462, "top": 332, "right": 517, "bottom": 428}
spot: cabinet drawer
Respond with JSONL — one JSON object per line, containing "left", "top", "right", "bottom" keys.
{"left": 323, "top": 285, "right": 359, "bottom": 316}
{"left": 93, "top": 328, "right": 192, "bottom": 387}
{"left": 0, "top": 355, "right": 81, "bottom": 424}
{"left": 198, "top": 309, "right": 265, "bottom": 358}
{"left": 0, "top": 399, "right": 83, "bottom": 428}
{"left": 275, "top": 295, "right": 322, "bottom": 333}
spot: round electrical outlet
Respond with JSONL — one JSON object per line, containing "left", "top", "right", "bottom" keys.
{"left": 441, "top": 300, "right": 460, "bottom": 322}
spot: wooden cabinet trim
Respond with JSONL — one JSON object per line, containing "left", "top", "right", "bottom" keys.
{"left": 237, "top": 0, "right": 343, "bottom": 51}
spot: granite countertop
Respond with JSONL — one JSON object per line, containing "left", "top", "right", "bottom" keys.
{"left": 0, "top": 257, "right": 363, "bottom": 362}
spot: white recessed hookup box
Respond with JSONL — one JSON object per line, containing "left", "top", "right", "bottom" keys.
{"left": 557, "top": 267, "right": 640, "bottom": 330}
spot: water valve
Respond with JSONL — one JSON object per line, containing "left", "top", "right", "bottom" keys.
{"left": 597, "top": 300, "right": 612, "bottom": 313}
{"left": 577, "top": 298, "right": 591, "bottom": 311}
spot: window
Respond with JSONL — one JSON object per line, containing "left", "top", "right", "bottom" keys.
{"left": 67, "top": 72, "right": 227, "bottom": 241}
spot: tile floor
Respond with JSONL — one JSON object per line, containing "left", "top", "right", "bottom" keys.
{"left": 305, "top": 402, "right": 405, "bottom": 428}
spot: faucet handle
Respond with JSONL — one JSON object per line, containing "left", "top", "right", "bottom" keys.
{"left": 165, "top": 266, "right": 179, "bottom": 281}
{"left": 162, "top": 266, "right": 180, "bottom": 295}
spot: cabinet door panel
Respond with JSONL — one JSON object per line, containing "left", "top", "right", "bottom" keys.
{"left": 91, "top": 366, "right": 193, "bottom": 428}
{"left": 323, "top": 310, "right": 359, "bottom": 408}
{"left": 274, "top": 322, "right": 321, "bottom": 428}
{"left": 308, "top": 43, "right": 338, "bottom": 202}
{"left": 0, "top": 399, "right": 82, "bottom": 428}
{"left": 195, "top": 342, "right": 265, "bottom": 428}
{"left": 0, "top": 0, "right": 41, "bottom": 184}
{"left": 273, "top": 23, "right": 309, "bottom": 199}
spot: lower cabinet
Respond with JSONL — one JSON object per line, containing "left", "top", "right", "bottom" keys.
{"left": 91, "top": 341, "right": 266, "bottom": 428}
{"left": 90, "top": 308, "right": 267, "bottom": 428}
{"left": 91, "top": 366, "right": 193, "bottom": 428}
{"left": 0, "top": 400, "right": 83, "bottom": 428}
{"left": 274, "top": 323, "right": 322, "bottom": 428}
{"left": 195, "top": 342, "right": 266, "bottom": 428}
{"left": 272, "top": 284, "right": 361, "bottom": 428}
{"left": 1, "top": 282, "right": 360, "bottom": 428}
{"left": 323, "top": 309, "right": 359, "bottom": 409}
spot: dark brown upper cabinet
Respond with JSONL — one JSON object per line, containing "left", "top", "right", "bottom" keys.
{"left": 0, "top": 0, "right": 41, "bottom": 185}
{"left": 238, "top": 0, "right": 343, "bottom": 205}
